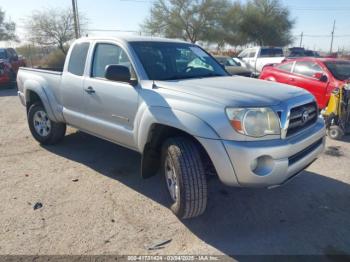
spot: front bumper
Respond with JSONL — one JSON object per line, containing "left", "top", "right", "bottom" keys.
{"left": 198, "top": 118, "right": 326, "bottom": 188}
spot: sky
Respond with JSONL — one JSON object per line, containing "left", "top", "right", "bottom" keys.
{"left": 1, "top": 0, "right": 350, "bottom": 52}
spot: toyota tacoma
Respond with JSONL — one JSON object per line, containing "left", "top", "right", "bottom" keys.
{"left": 17, "top": 37, "right": 326, "bottom": 219}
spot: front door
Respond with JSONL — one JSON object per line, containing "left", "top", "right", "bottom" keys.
{"left": 83, "top": 42, "right": 139, "bottom": 149}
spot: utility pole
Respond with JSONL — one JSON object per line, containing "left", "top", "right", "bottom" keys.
{"left": 330, "top": 20, "right": 336, "bottom": 54}
{"left": 75, "top": 0, "right": 81, "bottom": 37}
{"left": 72, "top": 0, "right": 80, "bottom": 39}
{"left": 299, "top": 32, "right": 303, "bottom": 47}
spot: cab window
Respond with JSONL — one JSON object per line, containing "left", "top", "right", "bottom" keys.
{"left": 249, "top": 50, "right": 256, "bottom": 58}
{"left": 68, "top": 42, "right": 90, "bottom": 76}
{"left": 91, "top": 43, "right": 134, "bottom": 78}
{"left": 276, "top": 62, "right": 293, "bottom": 72}
{"left": 293, "top": 61, "right": 323, "bottom": 78}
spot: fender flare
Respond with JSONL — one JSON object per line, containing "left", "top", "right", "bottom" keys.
{"left": 24, "top": 80, "right": 58, "bottom": 122}
{"left": 136, "top": 106, "right": 220, "bottom": 153}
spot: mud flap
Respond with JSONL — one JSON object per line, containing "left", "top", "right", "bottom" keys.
{"left": 141, "top": 144, "right": 161, "bottom": 179}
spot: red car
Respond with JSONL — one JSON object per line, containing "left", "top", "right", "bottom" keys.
{"left": 259, "top": 58, "right": 350, "bottom": 109}
{"left": 0, "top": 48, "right": 26, "bottom": 86}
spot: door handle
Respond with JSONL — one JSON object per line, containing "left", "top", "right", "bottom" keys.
{"left": 85, "top": 86, "right": 95, "bottom": 94}
{"left": 289, "top": 78, "right": 295, "bottom": 81}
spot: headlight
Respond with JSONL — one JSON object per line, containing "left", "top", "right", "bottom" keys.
{"left": 226, "top": 107, "right": 281, "bottom": 137}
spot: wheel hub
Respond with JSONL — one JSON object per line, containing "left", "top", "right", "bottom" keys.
{"left": 164, "top": 156, "right": 179, "bottom": 202}
{"left": 33, "top": 110, "right": 51, "bottom": 137}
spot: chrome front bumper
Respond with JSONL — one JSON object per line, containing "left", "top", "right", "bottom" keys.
{"left": 198, "top": 118, "right": 326, "bottom": 188}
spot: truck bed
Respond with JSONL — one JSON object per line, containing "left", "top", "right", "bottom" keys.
{"left": 19, "top": 67, "right": 63, "bottom": 74}
{"left": 17, "top": 67, "right": 63, "bottom": 119}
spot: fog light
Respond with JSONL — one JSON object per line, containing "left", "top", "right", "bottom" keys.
{"left": 250, "top": 158, "right": 258, "bottom": 171}
{"left": 251, "top": 156, "right": 275, "bottom": 176}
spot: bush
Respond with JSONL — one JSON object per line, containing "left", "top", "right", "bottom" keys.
{"left": 38, "top": 50, "right": 66, "bottom": 69}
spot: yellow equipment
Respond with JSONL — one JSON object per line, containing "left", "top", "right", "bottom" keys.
{"left": 322, "top": 83, "right": 350, "bottom": 140}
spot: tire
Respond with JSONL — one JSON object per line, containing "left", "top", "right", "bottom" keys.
{"left": 162, "top": 137, "right": 207, "bottom": 219}
{"left": 28, "top": 103, "right": 66, "bottom": 145}
{"left": 327, "top": 126, "right": 344, "bottom": 140}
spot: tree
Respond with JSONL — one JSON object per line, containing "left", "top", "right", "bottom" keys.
{"left": 0, "top": 7, "right": 17, "bottom": 41}
{"left": 239, "top": 0, "right": 294, "bottom": 46}
{"left": 143, "top": 0, "right": 231, "bottom": 44}
{"left": 25, "top": 8, "right": 85, "bottom": 55}
{"left": 210, "top": 2, "right": 247, "bottom": 48}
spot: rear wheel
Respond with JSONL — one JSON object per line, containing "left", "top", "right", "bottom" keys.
{"left": 28, "top": 103, "right": 66, "bottom": 145}
{"left": 162, "top": 137, "right": 207, "bottom": 219}
{"left": 327, "top": 126, "right": 344, "bottom": 140}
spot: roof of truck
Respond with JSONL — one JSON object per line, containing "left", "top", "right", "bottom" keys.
{"left": 78, "top": 36, "right": 189, "bottom": 44}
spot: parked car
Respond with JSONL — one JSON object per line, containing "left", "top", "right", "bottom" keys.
{"left": 259, "top": 58, "right": 350, "bottom": 109}
{"left": 214, "top": 55, "right": 252, "bottom": 77}
{"left": 17, "top": 37, "right": 326, "bottom": 219}
{"left": 237, "top": 47, "right": 285, "bottom": 76}
{"left": 0, "top": 48, "right": 26, "bottom": 85}
{"left": 0, "top": 61, "right": 11, "bottom": 86}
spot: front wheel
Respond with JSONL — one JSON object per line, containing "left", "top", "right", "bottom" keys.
{"left": 28, "top": 103, "right": 66, "bottom": 145}
{"left": 162, "top": 137, "right": 207, "bottom": 219}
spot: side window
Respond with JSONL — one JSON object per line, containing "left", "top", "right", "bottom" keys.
{"left": 249, "top": 50, "right": 256, "bottom": 58}
{"left": 0, "top": 49, "right": 8, "bottom": 59}
{"left": 68, "top": 42, "right": 90, "bottom": 76}
{"left": 293, "top": 61, "right": 323, "bottom": 78}
{"left": 92, "top": 43, "right": 133, "bottom": 78}
{"left": 277, "top": 62, "right": 293, "bottom": 72}
{"left": 238, "top": 51, "right": 247, "bottom": 58}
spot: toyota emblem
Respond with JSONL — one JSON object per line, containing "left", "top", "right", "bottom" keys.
{"left": 302, "top": 110, "right": 309, "bottom": 123}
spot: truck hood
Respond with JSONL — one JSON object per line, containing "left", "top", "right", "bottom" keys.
{"left": 155, "top": 76, "right": 309, "bottom": 107}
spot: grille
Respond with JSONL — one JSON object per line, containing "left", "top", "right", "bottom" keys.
{"left": 287, "top": 102, "right": 318, "bottom": 137}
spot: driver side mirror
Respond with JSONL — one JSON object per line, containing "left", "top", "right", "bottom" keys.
{"left": 105, "top": 65, "right": 137, "bottom": 85}
{"left": 313, "top": 72, "right": 328, "bottom": 83}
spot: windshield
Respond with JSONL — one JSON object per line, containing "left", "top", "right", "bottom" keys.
{"left": 325, "top": 61, "right": 350, "bottom": 81}
{"left": 130, "top": 42, "right": 228, "bottom": 80}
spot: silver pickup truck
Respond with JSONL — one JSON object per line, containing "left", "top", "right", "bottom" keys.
{"left": 17, "top": 37, "right": 326, "bottom": 219}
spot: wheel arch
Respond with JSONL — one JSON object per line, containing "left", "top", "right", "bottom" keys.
{"left": 24, "top": 84, "right": 58, "bottom": 122}
{"left": 140, "top": 122, "right": 216, "bottom": 179}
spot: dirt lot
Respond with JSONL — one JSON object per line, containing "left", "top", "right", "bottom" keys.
{"left": 1, "top": 87, "right": 350, "bottom": 257}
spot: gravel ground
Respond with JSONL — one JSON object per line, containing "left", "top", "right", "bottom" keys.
{"left": 0, "top": 87, "right": 350, "bottom": 258}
